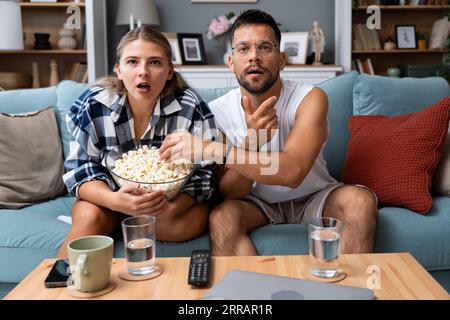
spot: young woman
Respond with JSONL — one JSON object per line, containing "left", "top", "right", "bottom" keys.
{"left": 58, "top": 26, "right": 218, "bottom": 258}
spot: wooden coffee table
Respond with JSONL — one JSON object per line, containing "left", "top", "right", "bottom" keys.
{"left": 4, "top": 253, "right": 449, "bottom": 300}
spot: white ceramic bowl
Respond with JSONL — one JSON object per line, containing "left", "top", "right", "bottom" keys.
{"left": 105, "top": 145, "right": 193, "bottom": 200}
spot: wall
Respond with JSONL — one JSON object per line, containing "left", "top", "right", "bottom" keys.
{"left": 106, "top": 0, "right": 335, "bottom": 72}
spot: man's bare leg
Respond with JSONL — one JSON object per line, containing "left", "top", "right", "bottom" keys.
{"left": 56, "top": 200, "right": 124, "bottom": 258}
{"left": 323, "top": 185, "right": 378, "bottom": 254}
{"left": 209, "top": 200, "right": 268, "bottom": 256}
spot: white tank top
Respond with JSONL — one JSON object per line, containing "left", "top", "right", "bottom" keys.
{"left": 209, "top": 79, "right": 337, "bottom": 203}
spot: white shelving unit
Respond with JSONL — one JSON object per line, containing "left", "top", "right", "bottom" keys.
{"left": 175, "top": 65, "right": 343, "bottom": 89}
{"left": 87, "top": 0, "right": 352, "bottom": 81}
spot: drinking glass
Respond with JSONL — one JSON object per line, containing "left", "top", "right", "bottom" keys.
{"left": 122, "top": 215, "right": 157, "bottom": 276}
{"left": 308, "top": 217, "right": 343, "bottom": 278}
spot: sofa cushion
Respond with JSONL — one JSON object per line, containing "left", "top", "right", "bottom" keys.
{"left": 196, "top": 87, "right": 233, "bottom": 104}
{"left": 0, "top": 196, "right": 211, "bottom": 282}
{"left": 0, "top": 86, "right": 57, "bottom": 114}
{"left": 342, "top": 98, "right": 450, "bottom": 213}
{"left": 0, "top": 107, "right": 65, "bottom": 209}
{"left": 252, "top": 204, "right": 450, "bottom": 272}
{"left": 317, "top": 71, "right": 359, "bottom": 180}
{"left": 55, "top": 81, "right": 88, "bottom": 159}
{"left": 0, "top": 197, "right": 74, "bottom": 282}
{"left": 353, "top": 74, "right": 450, "bottom": 116}
{"left": 251, "top": 224, "right": 309, "bottom": 255}
{"left": 375, "top": 196, "right": 450, "bottom": 271}
{"left": 432, "top": 130, "right": 450, "bottom": 196}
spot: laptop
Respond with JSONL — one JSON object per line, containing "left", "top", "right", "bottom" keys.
{"left": 202, "top": 270, "right": 374, "bottom": 300}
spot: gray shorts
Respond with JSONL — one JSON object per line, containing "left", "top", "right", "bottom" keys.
{"left": 245, "top": 183, "right": 378, "bottom": 225}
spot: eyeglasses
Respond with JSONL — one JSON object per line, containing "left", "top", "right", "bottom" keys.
{"left": 232, "top": 41, "right": 279, "bottom": 58}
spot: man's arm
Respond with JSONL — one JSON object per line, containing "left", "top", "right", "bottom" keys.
{"left": 216, "top": 134, "right": 254, "bottom": 199}
{"left": 160, "top": 88, "right": 328, "bottom": 189}
{"left": 224, "top": 88, "right": 328, "bottom": 188}
{"left": 211, "top": 95, "right": 279, "bottom": 199}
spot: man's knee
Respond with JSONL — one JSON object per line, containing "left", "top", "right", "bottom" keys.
{"left": 343, "top": 187, "right": 378, "bottom": 226}
{"left": 209, "top": 201, "right": 246, "bottom": 236}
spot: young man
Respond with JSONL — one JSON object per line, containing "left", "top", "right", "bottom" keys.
{"left": 160, "top": 10, "right": 378, "bottom": 256}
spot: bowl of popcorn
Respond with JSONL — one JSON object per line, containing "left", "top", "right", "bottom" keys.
{"left": 105, "top": 145, "right": 194, "bottom": 200}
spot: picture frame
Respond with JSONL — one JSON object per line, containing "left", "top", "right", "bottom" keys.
{"left": 280, "top": 32, "right": 309, "bottom": 65}
{"left": 177, "top": 33, "right": 207, "bottom": 65}
{"left": 395, "top": 25, "right": 417, "bottom": 49}
{"left": 163, "top": 33, "right": 182, "bottom": 65}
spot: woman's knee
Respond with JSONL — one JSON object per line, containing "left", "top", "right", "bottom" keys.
{"left": 71, "top": 200, "right": 120, "bottom": 230}
{"left": 158, "top": 202, "right": 209, "bottom": 242}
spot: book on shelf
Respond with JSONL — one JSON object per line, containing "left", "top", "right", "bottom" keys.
{"left": 68, "top": 62, "right": 79, "bottom": 81}
{"left": 352, "top": 26, "right": 363, "bottom": 50}
{"left": 354, "top": 0, "right": 449, "bottom": 6}
{"left": 81, "top": 68, "right": 88, "bottom": 83}
{"left": 355, "top": 59, "right": 364, "bottom": 73}
{"left": 353, "top": 24, "right": 381, "bottom": 50}
{"left": 425, "top": 0, "right": 449, "bottom": 5}
{"left": 79, "top": 24, "right": 86, "bottom": 50}
{"left": 369, "top": 29, "right": 382, "bottom": 50}
{"left": 353, "top": 58, "right": 375, "bottom": 75}
{"left": 356, "top": 24, "right": 370, "bottom": 50}
{"left": 68, "top": 62, "right": 87, "bottom": 83}
{"left": 364, "top": 58, "right": 375, "bottom": 76}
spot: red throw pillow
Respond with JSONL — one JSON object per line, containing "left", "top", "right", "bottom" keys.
{"left": 342, "top": 97, "right": 450, "bottom": 214}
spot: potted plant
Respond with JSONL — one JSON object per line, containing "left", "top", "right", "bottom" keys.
{"left": 384, "top": 36, "right": 396, "bottom": 50}
{"left": 417, "top": 31, "right": 428, "bottom": 50}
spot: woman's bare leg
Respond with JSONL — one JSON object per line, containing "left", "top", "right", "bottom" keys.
{"left": 56, "top": 200, "right": 124, "bottom": 258}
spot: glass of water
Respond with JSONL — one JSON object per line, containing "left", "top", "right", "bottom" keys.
{"left": 307, "top": 217, "right": 343, "bottom": 278}
{"left": 122, "top": 215, "right": 156, "bottom": 276}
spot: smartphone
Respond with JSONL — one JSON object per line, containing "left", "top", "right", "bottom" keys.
{"left": 44, "top": 259, "right": 70, "bottom": 288}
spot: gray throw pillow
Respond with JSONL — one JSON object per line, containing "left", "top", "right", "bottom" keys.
{"left": 0, "top": 107, "right": 65, "bottom": 209}
{"left": 432, "top": 130, "right": 450, "bottom": 197}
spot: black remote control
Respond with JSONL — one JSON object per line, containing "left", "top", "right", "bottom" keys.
{"left": 188, "top": 249, "right": 211, "bottom": 287}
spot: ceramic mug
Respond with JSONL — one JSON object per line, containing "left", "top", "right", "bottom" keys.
{"left": 67, "top": 235, "right": 114, "bottom": 292}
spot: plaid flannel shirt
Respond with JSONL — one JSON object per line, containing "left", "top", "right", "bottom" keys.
{"left": 63, "top": 86, "right": 218, "bottom": 202}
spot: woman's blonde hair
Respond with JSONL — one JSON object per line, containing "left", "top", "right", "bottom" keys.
{"left": 93, "top": 26, "right": 187, "bottom": 96}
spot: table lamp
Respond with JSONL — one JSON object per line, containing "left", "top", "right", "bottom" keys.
{"left": 0, "top": 1, "right": 24, "bottom": 50}
{"left": 116, "top": 0, "right": 160, "bottom": 30}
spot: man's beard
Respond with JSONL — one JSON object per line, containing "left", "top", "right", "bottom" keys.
{"left": 238, "top": 69, "right": 279, "bottom": 95}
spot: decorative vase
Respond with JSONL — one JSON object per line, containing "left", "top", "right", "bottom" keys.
{"left": 223, "top": 34, "right": 232, "bottom": 65}
{"left": 33, "top": 33, "right": 51, "bottom": 50}
{"left": 58, "top": 26, "right": 77, "bottom": 50}
{"left": 384, "top": 40, "right": 396, "bottom": 51}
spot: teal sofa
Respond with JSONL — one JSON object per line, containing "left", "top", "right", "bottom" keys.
{"left": 1, "top": 72, "right": 449, "bottom": 298}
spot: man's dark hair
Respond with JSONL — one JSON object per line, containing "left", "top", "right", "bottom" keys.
{"left": 230, "top": 9, "right": 281, "bottom": 45}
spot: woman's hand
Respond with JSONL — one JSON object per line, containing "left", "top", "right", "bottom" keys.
{"left": 160, "top": 131, "right": 220, "bottom": 163}
{"left": 111, "top": 184, "right": 167, "bottom": 216}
